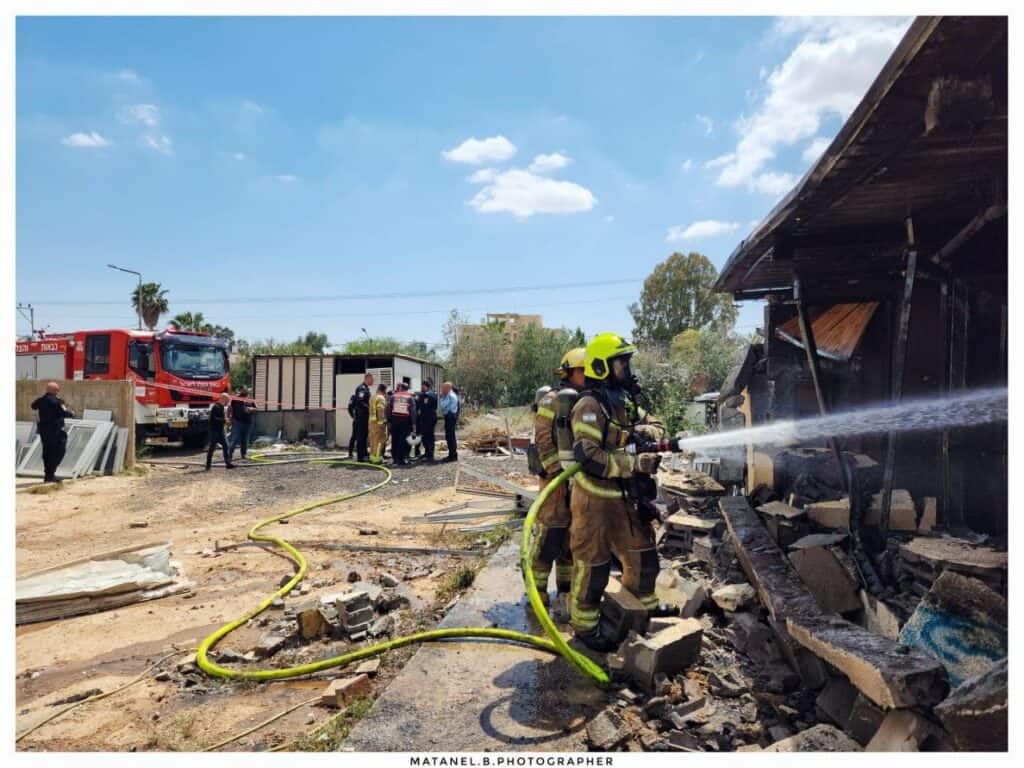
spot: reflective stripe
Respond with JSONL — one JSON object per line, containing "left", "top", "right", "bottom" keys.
{"left": 536, "top": 406, "right": 555, "bottom": 420}
{"left": 573, "top": 422, "right": 604, "bottom": 441}
{"left": 639, "top": 593, "right": 660, "bottom": 608}
{"left": 540, "top": 452, "right": 561, "bottom": 469}
{"left": 574, "top": 473, "right": 624, "bottom": 499}
{"left": 570, "top": 563, "right": 599, "bottom": 630}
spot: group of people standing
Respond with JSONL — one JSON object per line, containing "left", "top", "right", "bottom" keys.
{"left": 205, "top": 386, "right": 258, "bottom": 470}
{"left": 348, "top": 374, "right": 460, "bottom": 467}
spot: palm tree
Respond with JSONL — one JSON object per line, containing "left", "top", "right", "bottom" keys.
{"left": 172, "top": 311, "right": 212, "bottom": 333}
{"left": 131, "top": 283, "right": 170, "bottom": 330}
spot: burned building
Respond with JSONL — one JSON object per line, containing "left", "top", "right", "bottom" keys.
{"left": 715, "top": 16, "right": 1007, "bottom": 538}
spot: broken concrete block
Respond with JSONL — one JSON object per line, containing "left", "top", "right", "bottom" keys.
{"left": 710, "top": 583, "right": 756, "bottom": 613}
{"left": 866, "top": 709, "right": 950, "bottom": 752}
{"left": 859, "top": 591, "right": 905, "bottom": 641}
{"left": 354, "top": 658, "right": 381, "bottom": 677}
{"left": 707, "top": 668, "right": 747, "bottom": 698}
{"left": 757, "top": 500, "right": 806, "bottom": 521}
{"left": 786, "top": 612, "right": 949, "bottom": 709}
{"left": 601, "top": 577, "right": 649, "bottom": 641}
{"left": 664, "top": 512, "right": 723, "bottom": 538}
{"left": 342, "top": 605, "right": 375, "bottom": 629}
{"left": 368, "top": 614, "right": 394, "bottom": 638}
{"left": 899, "top": 536, "right": 1007, "bottom": 590}
{"left": 690, "top": 535, "right": 720, "bottom": 563}
{"left": 654, "top": 571, "right": 706, "bottom": 618}
{"left": 933, "top": 657, "right": 1007, "bottom": 752}
{"left": 918, "top": 497, "right": 937, "bottom": 533}
{"left": 763, "top": 723, "right": 862, "bottom": 752}
{"left": 320, "top": 674, "right": 373, "bottom": 708}
{"left": 806, "top": 498, "right": 851, "bottom": 529}
{"left": 865, "top": 489, "right": 917, "bottom": 530}
{"left": 253, "top": 633, "right": 288, "bottom": 659}
{"left": 788, "top": 544, "right": 861, "bottom": 615}
{"left": 621, "top": 619, "right": 702, "bottom": 692}
{"left": 336, "top": 590, "right": 372, "bottom": 613}
{"left": 899, "top": 570, "right": 1007, "bottom": 687}
{"left": 586, "top": 708, "right": 631, "bottom": 751}
{"left": 349, "top": 581, "right": 384, "bottom": 606}
{"left": 647, "top": 616, "right": 680, "bottom": 634}
{"left": 379, "top": 572, "right": 400, "bottom": 588}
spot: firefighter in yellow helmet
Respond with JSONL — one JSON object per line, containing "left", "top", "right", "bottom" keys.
{"left": 568, "top": 332, "right": 667, "bottom": 651}
{"left": 526, "top": 347, "right": 586, "bottom": 620}
{"left": 368, "top": 384, "right": 389, "bottom": 464}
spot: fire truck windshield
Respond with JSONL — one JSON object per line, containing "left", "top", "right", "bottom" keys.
{"left": 160, "top": 343, "right": 228, "bottom": 379}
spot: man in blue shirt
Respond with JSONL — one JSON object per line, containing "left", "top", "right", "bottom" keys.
{"left": 439, "top": 381, "right": 460, "bottom": 463}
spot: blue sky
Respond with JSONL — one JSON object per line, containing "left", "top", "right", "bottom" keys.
{"left": 16, "top": 15, "right": 911, "bottom": 351}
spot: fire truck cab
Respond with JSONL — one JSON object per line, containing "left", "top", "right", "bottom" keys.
{"left": 16, "top": 327, "right": 231, "bottom": 447}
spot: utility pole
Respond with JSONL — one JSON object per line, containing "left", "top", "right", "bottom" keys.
{"left": 16, "top": 303, "right": 35, "bottom": 339}
{"left": 108, "top": 264, "right": 143, "bottom": 330}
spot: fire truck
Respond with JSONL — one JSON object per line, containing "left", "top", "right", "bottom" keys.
{"left": 16, "top": 327, "right": 231, "bottom": 447}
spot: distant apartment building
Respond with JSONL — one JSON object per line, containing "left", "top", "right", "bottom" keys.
{"left": 456, "top": 313, "right": 544, "bottom": 343}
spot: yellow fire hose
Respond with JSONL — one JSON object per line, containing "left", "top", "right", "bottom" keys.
{"left": 195, "top": 455, "right": 609, "bottom": 688}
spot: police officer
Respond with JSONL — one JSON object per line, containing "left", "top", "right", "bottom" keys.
{"left": 568, "top": 333, "right": 666, "bottom": 651}
{"left": 526, "top": 348, "right": 586, "bottom": 620}
{"left": 352, "top": 372, "right": 374, "bottom": 463}
{"left": 30, "top": 381, "right": 75, "bottom": 482}
{"left": 206, "top": 392, "right": 236, "bottom": 471}
{"left": 387, "top": 382, "right": 417, "bottom": 466}
{"left": 414, "top": 378, "right": 439, "bottom": 462}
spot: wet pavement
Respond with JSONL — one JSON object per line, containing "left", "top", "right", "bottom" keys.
{"left": 344, "top": 541, "right": 606, "bottom": 751}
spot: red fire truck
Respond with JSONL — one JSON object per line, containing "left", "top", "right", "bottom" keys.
{"left": 16, "top": 327, "right": 231, "bottom": 447}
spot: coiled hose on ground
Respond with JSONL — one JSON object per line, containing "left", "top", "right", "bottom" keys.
{"left": 193, "top": 454, "right": 609, "bottom": 688}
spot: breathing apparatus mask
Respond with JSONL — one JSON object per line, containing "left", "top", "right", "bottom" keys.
{"left": 610, "top": 354, "right": 641, "bottom": 395}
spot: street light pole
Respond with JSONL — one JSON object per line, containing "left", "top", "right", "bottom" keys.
{"left": 108, "top": 264, "right": 143, "bottom": 330}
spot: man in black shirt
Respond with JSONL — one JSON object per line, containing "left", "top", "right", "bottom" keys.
{"left": 414, "top": 378, "right": 439, "bottom": 462}
{"left": 206, "top": 392, "right": 235, "bottom": 470}
{"left": 228, "top": 386, "right": 257, "bottom": 461}
{"left": 352, "top": 373, "right": 374, "bottom": 463}
{"left": 30, "top": 381, "right": 75, "bottom": 482}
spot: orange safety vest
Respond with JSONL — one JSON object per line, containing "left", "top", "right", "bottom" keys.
{"left": 391, "top": 390, "right": 413, "bottom": 419}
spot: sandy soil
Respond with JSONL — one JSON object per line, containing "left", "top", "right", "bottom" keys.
{"left": 15, "top": 452, "right": 535, "bottom": 751}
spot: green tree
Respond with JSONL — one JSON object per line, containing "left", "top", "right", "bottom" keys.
{"left": 131, "top": 283, "right": 170, "bottom": 330}
{"left": 172, "top": 311, "right": 213, "bottom": 333}
{"left": 230, "top": 331, "right": 332, "bottom": 389}
{"left": 629, "top": 252, "right": 737, "bottom": 346}
{"left": 209, "top": 324, "right": 236, "bottom": 351}
{"left": 507, "top": 325, "right": 577, "bottom": 405}
{"left": 340, "top": 336, "right": 439, "bottom": 361}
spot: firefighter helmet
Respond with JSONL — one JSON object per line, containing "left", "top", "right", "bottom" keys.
{"left": 554, "top": 347, "right": 587, "bottom": 378}
{"left": 584, "top": 333, "right": 637, "bottom": 381}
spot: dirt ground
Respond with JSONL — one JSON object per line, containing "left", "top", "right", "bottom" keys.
{"left": 15, "top": 450, "right": 536, "bottom": 752}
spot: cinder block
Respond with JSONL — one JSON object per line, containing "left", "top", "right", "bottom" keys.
{"left": 601, "top": 577, "right": 649, "bottom": 641}
{"left": 320, "top": 674, "right": 373, "bottom": 708}
{"left": 654, "top": 571, "right": 707, "bottom": 618}
{"left": 622, "top": 619, "right": 703, "bottom": 692}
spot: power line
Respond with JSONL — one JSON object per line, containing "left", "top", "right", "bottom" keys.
{"left": 24, "top": 278, "right": 644, "bottom": 307}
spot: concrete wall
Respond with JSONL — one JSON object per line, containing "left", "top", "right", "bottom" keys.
{"left": 16, "top": 379, "right": 135, "bottom": 468}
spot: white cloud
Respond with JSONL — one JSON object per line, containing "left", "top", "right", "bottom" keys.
{"left": 468, "top": 167, "right": 498, "bottom": 184}
{"left": 61, "top": 131, "right": 111, "bottom": 148}
{"left": 528, "top": 152, "right": 571, "bottom": 174}
{"left": 442, "top": 135, "right": 517, "bottom": 165}
{"left": 695, "top": 114, "right": 714, "bottom": 135}
{"left": 272, "top": 174, "right": 298, "bottom": 183}
{"left": 119, "top": 103, "right": 160, "bottom": 127}
{"left": 802, "top": 136, "right": 831, "bottom": 163}
{"left": 666, "top": 220, "right": 741, "bottom": 242}
{"left": 681, "top": 159, "right": 694, "bottom": 172}
{"left": 113, "top": 69, "right": 143, "bottom": 84}
{"left": 142, "top": 134, "right": 173, "bottom": 155}
{"left": 467, "top": 168, "right": 595, "bottom": 219}
{"left": 704, "top": 153, "right": 734, "bottom": 169}
{"left": 712, "top": 16, "right": 911, "bottom": 195}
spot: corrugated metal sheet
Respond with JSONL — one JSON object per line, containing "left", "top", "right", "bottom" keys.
{"left": 308, "top": 357, "right": 321, "bottom": 408}
{"left": 254, "top": 358, "right": 268, "bottom": 411}
{"left": 776, "top": 302, "right": 879, "bottom": 362}
{"left": 294, "top": 357, "right": 307, "bottom": 410}
{"left": 267, "top": 358, "right": 280, "bottom": 412}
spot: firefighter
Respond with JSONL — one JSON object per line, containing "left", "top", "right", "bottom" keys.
{"left": 30, "top": 381, "right": 75, "bottom": 482}
{"left": 388, "top": 382, "right": 417, "bottom": 466}
{"left": 414, "top": 378, "right": 439, "bottom": 462}
{"left": 526, "top": 348, "right": 587, "bottom": 619}
{"left": 368, "top": 384, "right": 388, "bottom": 464}
{"left": 352, "top": 373, "right": 374, "bottom": 462}
{"left": 568, "top": 332, "right": 666, "bottom": 651}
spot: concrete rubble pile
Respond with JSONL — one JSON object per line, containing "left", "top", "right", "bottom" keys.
{"left": 583, "top": 465, "right": 1007, "bottom": 753}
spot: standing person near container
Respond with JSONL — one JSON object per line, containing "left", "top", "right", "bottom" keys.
{"left": 439, "top": 381, "right": 460, "bottom": 463}
{"left": 206, "top": 392, "right": 236, "bottom": 471}
{"left": 387, "top": 382, "right": 417, "bottom": 466}
{"left": 228, "top": 386, "right": 257, "bottom": 461}
{"left": 30, "top": 381, "right": 75, "bottom": 482}
{"left": 368, "top": 383, "right": 389, "bottom": 464}
{"left": 414, "top": 378, "right": 439, "bottom": 462}
{"left": 352, "top": 372, "right": 374, "bottom": 463}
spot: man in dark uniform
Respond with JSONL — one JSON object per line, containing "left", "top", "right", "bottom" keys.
{"left": 31, "top": 381, "right": 75, "bottom": 482}
{"left": 414, "top": 378, "right": 439, "bottom": 462}
{"left": 352, "top": 372, "right": 374, "bottom": 462}
{"left": 387, "top": 382, "right": 417, "bottom": 466}
{"left": 206, "top": 392, "right": 236, "bottom": 470}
